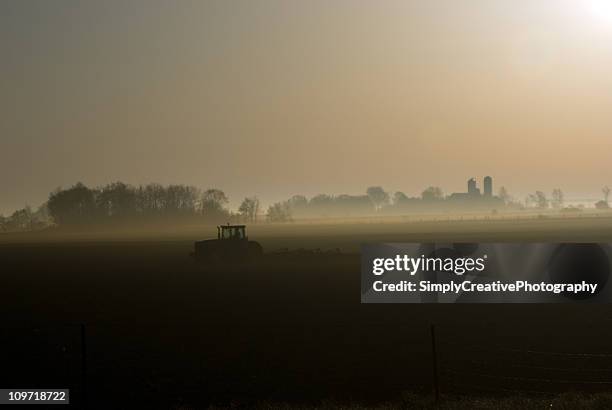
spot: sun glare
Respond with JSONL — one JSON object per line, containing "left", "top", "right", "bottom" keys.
{"left": 589, "top": 0, "right": 612, "bottom": 24}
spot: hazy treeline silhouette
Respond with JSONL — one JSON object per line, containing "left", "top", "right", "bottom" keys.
{"left": 267, "top": 193, "right": 374, "bottom": 222}
{"left": 267, "top": 186, "right": 515, "bottom": 221}
{"left": 43, "top": 182, "right": 249, "bottom": 227}
{"left": 264, "top": 185, "right": 611, "bottom": 221}
{"left": 263, "top": 187, "right": 487, "bottom": 222}
{"left": 46, "top": 182, "right": 205, "bottom": 225}
{"left": 0, "top": 206, "right": 50, "bottom": 233}
{"left": 1, "top": 182, "right": 610, "bottom": 232}
{"left": 0, "top": 182, "right": 251, "bottom": 232}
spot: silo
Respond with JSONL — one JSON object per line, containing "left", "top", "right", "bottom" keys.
{"left": 484, "top": 176, "right": 493, "bottom": 197}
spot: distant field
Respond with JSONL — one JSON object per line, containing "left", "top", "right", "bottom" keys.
{"left": 2, "top": 212, "right": 612, "bottom": 250}
{"left": 1, "top": 215, "right": 612, "bottom": 408}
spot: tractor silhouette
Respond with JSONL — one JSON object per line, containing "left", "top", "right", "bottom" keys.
{"left": 194, "top": 224, "right": 263, "bottom": 263}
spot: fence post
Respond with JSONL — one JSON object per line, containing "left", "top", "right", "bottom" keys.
{"left": 81, "top": 323, "right": 87, "bottom": 409}
{"left": 430, "top": 324, "right": 440, "bottom": 402}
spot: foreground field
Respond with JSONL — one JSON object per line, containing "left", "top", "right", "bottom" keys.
{"left": 209, "top": 393, "right": 612, "bottom": 409}
{"left": 1, "top": 217, "right": 612, "bottom": 408}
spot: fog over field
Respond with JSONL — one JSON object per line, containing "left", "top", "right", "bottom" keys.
{"left": 3, "top": 1, "right": 612, "bottom": 408}
{"left": 3, "top": 214, "right": 612, "bottom": 249}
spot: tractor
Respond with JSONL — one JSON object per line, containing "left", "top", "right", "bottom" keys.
{"left": 194, "top": 224, "right": 263, "bottom": 263}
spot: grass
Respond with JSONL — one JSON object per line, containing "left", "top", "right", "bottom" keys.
{"left": 200, "top": 392, "right": 612, "bottom": 409}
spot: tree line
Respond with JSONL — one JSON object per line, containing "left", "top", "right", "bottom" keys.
{"left": 262, "top": 185, "right": 611, "bottom": 222}
{"left": 0, "top": 182, "right": 260, "bottom": 232}
{"left": 1, "top": 182, "right": 610, "bottom": 233}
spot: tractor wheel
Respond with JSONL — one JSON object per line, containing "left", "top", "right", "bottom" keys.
{"left": 248, "top": 241, "right": 263, "bottom": 261}
{"left": 196, "top": 249, "right": 221, "bottom": 265}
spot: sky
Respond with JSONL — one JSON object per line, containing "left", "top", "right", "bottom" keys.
{"left": 2, "top": 0, "right": 612, "bottom": 214}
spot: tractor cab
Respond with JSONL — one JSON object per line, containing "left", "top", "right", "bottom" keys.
{"left": 194, "top": 224, "right": 262, "bottom": 263}
{"left": 217, "top": 225, "right": 247, "bottom": 241}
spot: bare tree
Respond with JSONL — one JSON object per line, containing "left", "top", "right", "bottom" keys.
{"left": 551, "top": 188, "right": 564, "bottom": 209}
{"left": 238, "top": 197, "right": 260, "bottom": 223}
{"left": 199, "top": 188, "right": 230, "bottom": 223}
{"left": 266, "top": 202, "right": 292, "bottom": 223}
{"left": 393, "top": 191, "right": 409, "bottom": 204}
{"left": 288, "top": 195, "right": 308, "bottom": 209}
{"left": 47, "top": 182, "right": 97, "bottom": 226}
{"left": 366, "top": 186, "right": 390, "bottom": 211}
{"left": 498, "top": 186, "right": 511, "bottom": 204}
{"left": 604, "top": 186, "right": 611, "bottom": 204}
{"left": 3, "top": 206, "right": 35, "bottom": 231}
{"left": 526, "top": 191, "right": 548, "bottom": 209}
{"left": 97, "top": 182, "right": 137, "bottom": 219}
{"left": 535, "top": 191, "right": 548, "bottom": 209}
{"left": 421, "top": 186, "right": 443, "bottom": 201}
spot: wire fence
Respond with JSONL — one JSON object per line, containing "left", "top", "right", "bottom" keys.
{"left": 5, "top": 320, "right": 612, "bottom": 404}
{"left": 434, "top": 322, "right": 612, "bottom": 397}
